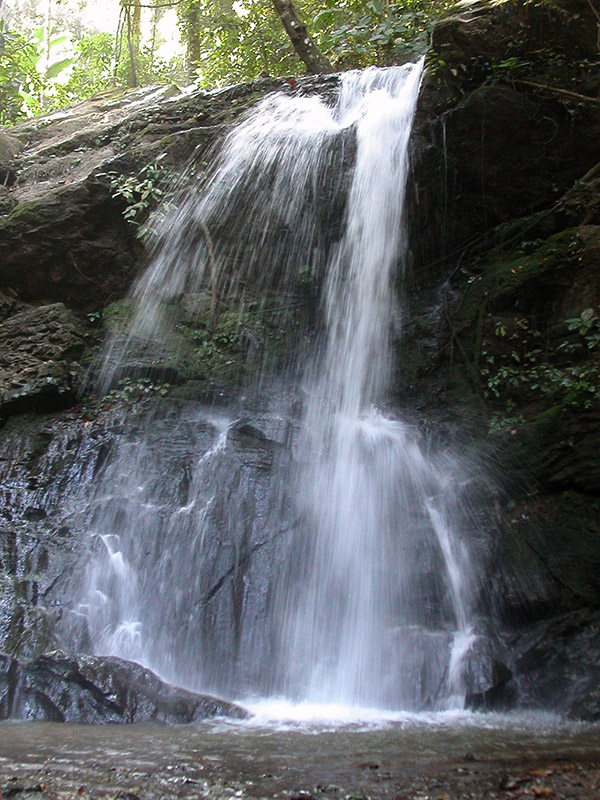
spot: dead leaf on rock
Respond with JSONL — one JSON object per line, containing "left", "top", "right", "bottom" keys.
{"left": 531, "top": 787, "right": 554, "bottom": 797}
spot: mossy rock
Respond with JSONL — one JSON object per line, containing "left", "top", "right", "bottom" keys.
{"left": 455, "top": 228, "right": 585, "bottom": 336}
{"left": 96, "top": 293, "right": 308, "bottom": 399}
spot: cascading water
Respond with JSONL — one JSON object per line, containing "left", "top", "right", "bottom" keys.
{"left": 77, "top": 61, "right": 483, "bottom": 711}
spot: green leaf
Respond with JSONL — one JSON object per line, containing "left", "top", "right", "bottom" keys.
{"left": 48, "top": 33, "right": 70, "bottom": 49}
{"left": 313, "top": 9, "right": 340, "bottom": 27}
{"left": 46, "top": 57, "right": 73, "bottom": 79}
{"left": 19, "top": 89, "right": 37, "bottom": 109}
{"left": 32, "top": 26, "right": 44, "bottom": 45}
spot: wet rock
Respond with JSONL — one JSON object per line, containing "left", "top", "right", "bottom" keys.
{"left": 386, "top": 626, "right": 454, "bottom": 709}
{"left": 0, "top": 397, "right": 298, "bottom": 698}
{"left": 0, "top": 78, "right": 340, "bottom": 310}
{"left": 463, "top": 634, "right": 516, "bottom": 711}
{"left": 229, "top": 420, "right": 284, "bottom": 468}
{"left": 509, "top": 610, "right": 600, "bottom": 721}
{"left": 0, "top": 571, "right": 60, "bottom": 660}
{"left": 0, "top": 407, "right": 139, "bottom": 660}
{"left": 0, "top": 303, "right": 86, "bottom": 425}
{"left": 97, "top": 336, "right": 185, "bottom": 391}
{"left": 0, "top": 649, "right": 249, "bottom": 723}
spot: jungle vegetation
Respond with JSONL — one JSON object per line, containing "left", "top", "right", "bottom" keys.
{"left": 0, "top": 0, "right": 454, "bottom": 124}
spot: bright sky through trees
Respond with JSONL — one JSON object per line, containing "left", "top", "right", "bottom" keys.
{"left": 0, "top": 0, "right": 453, "bottom": 124}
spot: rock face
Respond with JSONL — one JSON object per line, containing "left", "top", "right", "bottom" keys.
{"left": 0, "top": 397, "right": 299, "bottom": 702}
{"left": 0, "top": 0, "right": 599, "bottom": 721}
{"left": 401, "top": 0, "right": 600, "bottom": 720}
{"left": 411, "top": 0, "right": 600, "bottom": 270}
{"left": 0, "top": 78, "right": 339, "bottom": 310}
{"left": 0, "top": 650, "right": 249, "bottom": 723}
{"left": 0, "top": 303, "right": 86, "bottom": 423}
{"left": 508, "top": 610, "right": 600, "bottom": 722}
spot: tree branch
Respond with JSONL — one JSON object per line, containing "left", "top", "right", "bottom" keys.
{"left": 271, "top": 0, "right": 334, "bottom": 74}
{"left": 518, "top": 79, "right": 600, "bottom": 106}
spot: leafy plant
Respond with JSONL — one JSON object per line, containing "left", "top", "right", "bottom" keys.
{"left": 99, "top": 377, "right": 171, "bottom": 410}
{"left": 19, "top": 25, "right": 74, "bottom": 115}
{"left": 564, "top": 308, "right": 600, "bottom": 349}
{"left": 315, "top": 0, "right": 450, "bottom": 67}
{"left": 481, "top": 311, "right": 600, "bottom": 413}
{"left": 0, "top": 21, "right": 40, "bottom": 124}
{"left": 103, "top": 154, "right": 171, "bottom": 231}
{"left": 50, "top": 32, "right": 115, "bottom": 108}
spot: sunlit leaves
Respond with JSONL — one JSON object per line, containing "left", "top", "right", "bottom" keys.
{"left": 0, "top": 20, "right": 41, "bottom": 123}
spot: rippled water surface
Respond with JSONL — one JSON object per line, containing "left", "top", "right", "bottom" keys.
{"left": 2, "top": 710, "right": 599, "bottom": 799}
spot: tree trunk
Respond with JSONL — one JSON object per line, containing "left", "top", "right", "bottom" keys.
{"left": 271, "top": 0, "right": 334, "bottom": 74}
{"left": 184, "top": 0, "right": 202, "bottom": 80}
{"left": 125, "top": 6, "right": 138, "bottom": 87}
{"left": 41, "top": 0, "right": 51, "bottom": 107}
{"left": 132, "top": 0, "right": 142, "bottom": 37}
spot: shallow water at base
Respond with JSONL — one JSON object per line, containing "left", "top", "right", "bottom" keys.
{"left": 1, "top": 712, "right": 599, "bottom": 799}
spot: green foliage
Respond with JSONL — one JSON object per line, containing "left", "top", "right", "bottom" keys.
{"left": 50, "top": 33, "right": 115, "bottom": 107}
{"left": 175, "top": 299, "right": 304, "bottom": 383}
{"left": 19, "top": 25, "right": 74, "bottom": 115}
{"left": 563, "top": 308, "right": 600, "bottom": 350}
{"left": 1, "top": 6, "right": 186, "bottom": 122}
{"left": 102, "top": 154, "right": 173, "bottom": 234}
{"left": 178, "top": 0, "right": 300, "bottom": 87}
{"left": 47, "top": 32, "right": 184, "bottom": 111}
{"left": 480, "top": 311, "right": 600, "bottom": 416}
{"left": 176, "top": 0, "right": 451, "bottom": 88}
{"left": 314, "top": 0, "right": 452, "bottom": 68}
{"left": 0, "top": 21, "right": 41, "bottom": 124}
{"left": 114, "top": 43, "right": 185, "bottom": 91}
{"left": 488, "top": 407, "right": 526, "bottom": 434}
{"left": 3, "top": 0, "right": 460, "bottom": 119}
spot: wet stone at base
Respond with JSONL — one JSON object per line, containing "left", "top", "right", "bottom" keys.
{"left": 0, "top": 650, "right": 249, "bottom": 723}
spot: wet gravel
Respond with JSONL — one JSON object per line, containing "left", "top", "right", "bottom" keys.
{"left": 1, "top": 713, "right": 599, "bottom": 800}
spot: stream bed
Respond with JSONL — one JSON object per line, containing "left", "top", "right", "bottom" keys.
{"left": 1, "top": 709, "right": 599, "bottom": 799}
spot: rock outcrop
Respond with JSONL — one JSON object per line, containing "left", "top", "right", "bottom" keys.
{"left": 401, "top": 0, "right": 600, "bottom": 720}
{"left": 0, "top": 650, "right": 249, "bottom": 723}
{"left": 0, "top": 0, "right": 599, "bottom": 721}
{"left": 0, "top": 78, "right": 339, "bottom": 310}
{"left": 0, "top": 303, "right": 87, "bottom": 423}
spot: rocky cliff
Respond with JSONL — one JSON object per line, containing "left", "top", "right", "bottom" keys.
{"left": 0, "top": 0, "right": 599, "bottom": 721}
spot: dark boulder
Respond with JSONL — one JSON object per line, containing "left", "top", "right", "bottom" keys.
{"left": 0, "top": 649, "right": 249, "bottom": 723}
{"left": 0, "top": 303, "right": 87, "bottom": 425}
{"left": 508, "top": 610, "right": 600, "bottom": 722}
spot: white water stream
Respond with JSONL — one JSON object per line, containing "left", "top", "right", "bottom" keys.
{"left": 81, "top": 62, "right": 483, "bottom": 713}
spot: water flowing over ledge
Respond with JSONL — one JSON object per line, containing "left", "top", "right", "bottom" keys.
{"left": 67, "top": 59, "right": 506, "bottom": 715}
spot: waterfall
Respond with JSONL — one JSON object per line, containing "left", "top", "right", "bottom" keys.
{"left": 77, "top": 61, "right": 482, "bottom": 711}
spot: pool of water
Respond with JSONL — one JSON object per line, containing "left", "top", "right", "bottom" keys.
{"left": 1, "top": 707, "right": 599, "bottom": 799}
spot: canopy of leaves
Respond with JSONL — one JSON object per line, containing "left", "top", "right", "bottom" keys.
{"left": 178, "top": 0, "right": 303, "bottom": 86}
{"left": 313, "top": 0, "right": 455, "bottom": 68}
{"left": 0, "top": 0, "right": 457, "bottom": 122}
{"left": 0, "top": 20, "right": 41, "bottom": 124}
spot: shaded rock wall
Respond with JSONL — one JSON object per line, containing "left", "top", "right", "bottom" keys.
{"left": 400, "top": 0, "right": 600, "bottom": 717}
{"left": 411, "top": 0, "right": 600, "bottom": 273}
